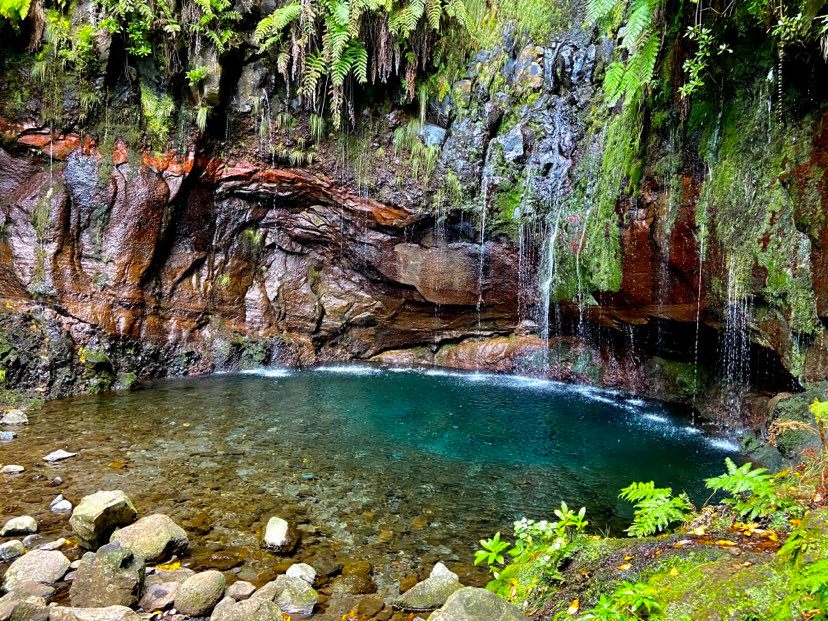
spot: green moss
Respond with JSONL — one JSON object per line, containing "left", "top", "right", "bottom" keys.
{"left": 696, "top": 79, "right": 821, "bottom": 338}
{"left": 140, "top": 84, "right": 176, "bottom": 150}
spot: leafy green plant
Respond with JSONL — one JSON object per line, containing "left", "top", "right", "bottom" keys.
{"left": 580, "top": 581, "right": 661, "bottom": 620}
{"left": 186, "top": 66, "right": 209, "bottom": 87}
{"left": 618, "top": 481, "right": 693, "bottom": 537}
{"left": 0, "top": 0, "right": 30, "bottom": 26}
{"left": 474, "top": 531, "right": 510, "bottom": 568}
{"left": 811, "top": 399, "right": 828, "bottom": 448}
{"left": 706, "top": 457, "right": 796, "bottom": 521}
{"left": 253, "top": 0, "right": 469, "bottom": 127}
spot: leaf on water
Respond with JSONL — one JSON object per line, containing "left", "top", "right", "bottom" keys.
{"left": 155, "top": 561, "right": 181, "bottom": 570}
{"left": 108, "top": 461, "right": 128, "bottom": 469}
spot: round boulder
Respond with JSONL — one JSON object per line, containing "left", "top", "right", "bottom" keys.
{"left": 174, "top": 570, "right": 226, "bottom": 616}
{"left": 2, "top": 549, "right": 71, "bottom": 592}
{"left": 69, "top": 490, "right": 137, "bottom": 549}
{"left": 110, "top": 513, "right": 188, "bottom": 563}
{"left": 0, "top": 539, "right": 26, "bottom": 561}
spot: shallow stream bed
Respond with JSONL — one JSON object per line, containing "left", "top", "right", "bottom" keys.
{"left": 0, "top": 366, "right": 739, "bottom": 594}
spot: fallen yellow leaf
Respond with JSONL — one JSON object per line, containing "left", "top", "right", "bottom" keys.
{"left": 624, "top": 555, "right": 634, "bottom": 561}
{"left": 689, "top": 526, "right": 706, "bottom": 536}
{"left": 715, "top": 540, "right": 736, "bottom": 546}
{"left": 669, "top": 567, "right": 679, "bottom": 576}
{"left": 567, "top": 599, "right": 580, "bottom": 615}
{"left": 155, "top": 561, "right": 181, "bottom": 571}
{"left": 617, "top": 563, "right": 632, "bottom": 571}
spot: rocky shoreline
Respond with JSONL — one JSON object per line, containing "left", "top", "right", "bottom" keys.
{"left": 0, "top": 403, "right": 530, "bottom": 621}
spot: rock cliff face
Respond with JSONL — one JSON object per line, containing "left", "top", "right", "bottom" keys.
{"left": 0, "top": 18, "right": 826, "bottom": 438}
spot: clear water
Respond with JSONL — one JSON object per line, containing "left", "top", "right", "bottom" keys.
{"left": 0, "top": 366, "right": 739, "bottom": 590}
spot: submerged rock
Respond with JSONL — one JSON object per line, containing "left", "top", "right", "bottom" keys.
{"left": 174, "top": 570, "right": 226, "bottom": 616}
{"left": 0, "top": 515, "right": 37, "bottom": 536}
{"left": 1, "top": 549, "right": 71, "bottom": 591}
{"left": 394, "top": 575, "right": 463, "bottom": 611}
{"left": 69, "top": 490, "right": 137, "bottom": 549}
{"left": 110, "top": 513, "right": 188, "bottom": 563}
{"left": 43, "top": 449, "right": 78, "bottom": 462}
{"left": 0, "top": 431, "right": 17, "bottom": 440}
{"left": 1, "top": 410, "right": 28, "bottom": 425}
{"left": 263, "top": 516, "right": 295, "bottom": 552}
{"left": 0, "top": 539, "right": 26, "bottom": 561}
{"left": 69, "top": 542, "right": 145, "bottom": 608}
{"left": 429, "top": 587, "right": 529, "bottom": 620}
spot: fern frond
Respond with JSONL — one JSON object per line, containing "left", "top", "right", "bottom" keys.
{"left": 585, "top": 0, "right": 619, "bottom": 25}
{"left": 620, "top": 0, "right": 653, "bottom": 50}
{"left": 254, "top": 3, "right": 303, "bottom": 46}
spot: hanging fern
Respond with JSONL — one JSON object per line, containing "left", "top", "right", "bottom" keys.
{"left": 254, "top": 0, "right": 468, "bottom": 126}
{"left": 586, "top": 0, "right": 664, "bottom": 107}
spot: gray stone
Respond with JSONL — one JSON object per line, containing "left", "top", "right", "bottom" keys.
{"left": 174, "top": 570, "right": 226, "bottom": 616}
{"left": 43, "top": 450, "right": 77, "bottom": 463}
{"left": 37, "top": 537, "right": 66, "bottom": 550}
{"left": 69, "top": 490, "right": 137, "bottom": 549}
{"left": 138, "top": 581, "right": 179, "bottom": 611}
{"left": 429, "top": 587, "right": 529, "bottom": 621}
{"left": 47, "top": 606, "right": 141, "bottom": 621}
{"left": 1, "top": 410, "right": 28, "bottom": 425}
{"left": 1, "top": 549, "right": 70, "bottom": 591}
{"left": 430, "top": 562, "right": 459, "bottom": 581}
{"left": 37, "top": 538, "right": 66, "bottom": 551}
{"left": 419, "top": 123, "right": 447, "bottom": 148}
{"left": 231, "top": 61, "right": 267, "bottom": 113}
{"left": 1, "top": 464, "right": 24, "bottom": 475}
{"left": 285, "top": 562, "right": 316, "bottom": 584}
{"left": 210, "top": 596, "right": 284, "bottom": 621}
{"left": 394, "top": 575, "right": 463, "bottom": 611}
{"left": 0, "top": 431, "right": 17, "bottom": 441}
{"left": 22, "top": 535, "right": 42, "bottom": 548}
{"left": 110, "top": 513, "right": 188, "bottom": 564}
{"left": 69, "top": 543, "right": 145, "bottom": 608}
{"left": 225, "top": 580, "right": 256, "bottom": 601}
{"left": 0, "top": 591, "right": 48, "bottom": 621}
{"left": 9, "top": 582, "right": 55, "bottom": 599}
{"left": 1, "top": 516, "right": 37, "bottom": 536}
{"left": 254, "top": 575, "right": 318, "bottom": 616}
{"left": 0, "top": 540, "right": 25, "bottom": 562}
{"left": 262, "top": 516, "right": 295, "bottom": 552}
{"left": 50, "top": 495, "right": 73, "bottom": 514}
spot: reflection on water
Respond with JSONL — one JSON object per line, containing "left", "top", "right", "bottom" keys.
{"left": 0, "top": 366, "right": 738, "bottom": 586}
